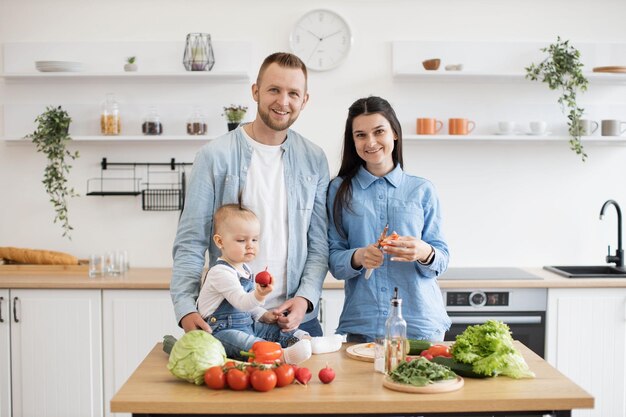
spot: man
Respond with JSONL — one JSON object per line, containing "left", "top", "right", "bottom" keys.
{"left": 171, "top": 52, "right": 329, "bottom": 336}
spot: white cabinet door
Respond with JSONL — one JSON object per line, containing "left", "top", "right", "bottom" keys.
{"left": 319, "top": 289, "right": 345, "bottom": 336}
{"left": 0, "top": 290, "right": 10, "bottom": 417}
{"left": 102, "top": 290, "right": 182, "bottom": 417}
{"left": 10, "top": 289, "right": 102, "bottom": 417}
{"left": 547, "top": 288, "right": 626, "bottom": 417}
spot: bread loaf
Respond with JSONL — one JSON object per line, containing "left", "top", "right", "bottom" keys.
{"left": 0, "top": 247, "right": 79, "bottom": 265}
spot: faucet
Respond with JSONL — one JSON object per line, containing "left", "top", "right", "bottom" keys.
{"left": 599, "top": 199, "right": 624, "bottom": 268}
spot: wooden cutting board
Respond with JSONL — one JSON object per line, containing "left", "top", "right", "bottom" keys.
{"left": 592, "top": 66, "right": 626, "bottom": 73}
{"left": 346, "top": 342, "right": 376, "bottom": 362}
{"left": 0, "top": 260, "right": 89, "bottom": 274}
{"left": 382, "top": 375, "right": 464, "bottom": 394}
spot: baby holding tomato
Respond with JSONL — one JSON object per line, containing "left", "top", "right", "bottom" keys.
{"left": 196, "top": 203, "right": 312, "bottom": 364}
{"left": 327, "top": 96, "right": 451, "bottom": 343}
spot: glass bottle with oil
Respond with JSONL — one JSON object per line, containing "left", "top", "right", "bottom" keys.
{"left": 384, "top": 287, "right": 407, "bottom": 374}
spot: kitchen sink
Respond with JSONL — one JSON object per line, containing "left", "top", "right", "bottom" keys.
{"left": 544, "top": 265, "right": 626, "bottom": 278}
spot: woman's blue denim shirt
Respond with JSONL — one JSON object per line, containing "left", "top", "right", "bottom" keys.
{"left": 171, "top": 126, "right": 330, "bottom": 325}
{"left": 327, "top": 165, "right": 451, "bottom": 340}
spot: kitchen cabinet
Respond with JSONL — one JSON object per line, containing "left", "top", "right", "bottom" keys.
{"left": 546, "top": 288, "right": 626, "bottom": 417}
{"left": 0, "top": 41, "right": 252, "bottom": 143}
{"left": 102, "top": 289, "right": 183, "bottom": 417}
{"left": 0, "top": 289, "right": 103, "bottom": 417}
{"left": 319, "top": 288, "right": 344, "bottom": 336}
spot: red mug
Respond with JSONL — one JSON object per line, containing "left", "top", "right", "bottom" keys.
{"left": 448, "top": 118, "right": 476, "bottom": 135}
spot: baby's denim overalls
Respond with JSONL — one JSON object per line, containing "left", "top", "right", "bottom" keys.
{"left": 206, "top": 260, "right": 299, "bottom": 360}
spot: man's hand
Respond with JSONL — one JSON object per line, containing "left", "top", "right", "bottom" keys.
{"left": 180, "top": 312, "right": 211, "bottom": 333}
{"left": 272, "top": 296, "right": 309, "bottom": 332}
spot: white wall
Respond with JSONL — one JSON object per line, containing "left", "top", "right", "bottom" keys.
{"left": 2, "top": 0, "right": 626, "bottom": 268}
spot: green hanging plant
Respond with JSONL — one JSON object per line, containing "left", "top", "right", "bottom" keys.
{"left": 525, "top": 37, "right": 589, "bottom": 161}
{"left": 26, "top": 106, "right": 80, "bottom": 239}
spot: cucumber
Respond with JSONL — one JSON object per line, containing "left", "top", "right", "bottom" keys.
{"left": 162, "top": 335, "right": 178, "bottom": 355}
{"left": 431, "top": 356, "right": 492, "bottom": 378}
{"left": 405, "top": 339, "right": 433, "bottom": 355}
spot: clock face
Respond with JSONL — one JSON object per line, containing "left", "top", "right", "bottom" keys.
{"left": 289, "top": 9, "right": 352, "bottom": 71}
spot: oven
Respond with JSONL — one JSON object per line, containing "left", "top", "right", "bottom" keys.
{"left": 439, "top": 268, "right": 547, "bottom": 358}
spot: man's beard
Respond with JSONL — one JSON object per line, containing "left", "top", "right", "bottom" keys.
{"left": 258, "top": 106, "right": 297, "bottom": 132}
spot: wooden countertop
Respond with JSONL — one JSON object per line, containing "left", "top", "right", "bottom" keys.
{"left": 1, "top": 267, "right": 625, "bottom": 290}
{"left": 110, "top": 342, "right": 593, "bottom": 415}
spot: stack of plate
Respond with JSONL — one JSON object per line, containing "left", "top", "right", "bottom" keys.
{"left": 35, "top": 61, "right": 85, "bottom": 72}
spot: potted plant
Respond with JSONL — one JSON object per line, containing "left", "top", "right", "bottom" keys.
{"left": 26, "top": 106, "right": 80, "bottom": 239}
{"left": 124, "top": 56, "right": 137, "bottom": 72}
{"left": 525, "top": 37, "right": 589, "bottom": 161}
{"left": 222, "top": 105, "right": 248, "bottom": 131}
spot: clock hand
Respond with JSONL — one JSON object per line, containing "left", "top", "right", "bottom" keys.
{"left": 321, "top": 30, "right": 343, "bottom": 40}
{"left": 299, "top": 26, "right": 323, "bottom": 41}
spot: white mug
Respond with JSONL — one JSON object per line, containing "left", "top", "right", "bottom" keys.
{"left": 498, "top": 121, "right": 516, "bottom": 134}
{"left": 601, "top": 119, "right": 626, "bottom": 136}
{"left": 578, "top": 119, "right": 599, "bottom": 136}
{"left": 529, "top": 121, "right": 547, "bottom": 135}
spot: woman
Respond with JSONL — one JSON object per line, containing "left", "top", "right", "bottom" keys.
{"left": 327, "top": 96, "right": 450, "bottom": 342}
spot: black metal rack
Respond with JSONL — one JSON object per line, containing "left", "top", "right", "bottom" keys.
{"left": 86, "top": 158, "right": 192, "bottom": 211}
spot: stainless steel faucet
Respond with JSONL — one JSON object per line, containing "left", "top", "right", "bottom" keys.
{"left": 599, "top": 199, "right": 624, "bottom": 268}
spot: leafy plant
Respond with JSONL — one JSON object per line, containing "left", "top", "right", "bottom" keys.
{"left": 126, "top": 56, "right": 136, "bottom": 64}
{"left": 222, "top": 105, "right": 248, "bottom": 123}
{"left": 26, "top": 106, "right": 79, "bottom": 239}
{"left": 526, "top": 37, "right": 589, "bottom": 161}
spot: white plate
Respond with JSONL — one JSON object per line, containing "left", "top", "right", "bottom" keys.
{"left": 35, "top": 61, "right": 84, "bottom": 72}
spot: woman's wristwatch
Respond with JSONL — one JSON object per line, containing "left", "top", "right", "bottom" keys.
{"left": 417, "top": 245, "right": 435, "bottom": 265}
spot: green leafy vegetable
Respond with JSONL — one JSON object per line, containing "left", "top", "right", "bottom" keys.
{"left": 388, "top": 357, "right": 457, "bottom": 387}
{"left": 166, "top": 330, "right": 226, "bottom": 385}
{"left": 450, "top": 320, "right": 535, "bottom": 379}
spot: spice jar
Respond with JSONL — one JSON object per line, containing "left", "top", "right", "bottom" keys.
{"left": 186, "top": 107, "right": 207, "bottom": 135}
{"left": 142, "top": 107, "right": 163, "bottom": 135}
{"left": 101, "top": 93, "right": 121, "bottom": 135}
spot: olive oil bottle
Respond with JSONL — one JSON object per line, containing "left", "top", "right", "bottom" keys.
{"left": 384, "top": 287, "right": 407, "bottom": 374}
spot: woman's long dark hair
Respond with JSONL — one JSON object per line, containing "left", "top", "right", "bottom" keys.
{"left": 332, "top": 96, "right": 403, "bottom": 237}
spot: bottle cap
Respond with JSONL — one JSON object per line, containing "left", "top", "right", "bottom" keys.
{"left": 391, "top": 287, "right": 402, "bottom": 306}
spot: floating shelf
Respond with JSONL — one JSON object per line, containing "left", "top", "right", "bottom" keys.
{"left": 0, "top": 71, "right": 250, "bottom": 82}
{"left": 3, "top": 135, "right": 215, "bottom": 143}
{"left": 404, "top": 134, "right": 626, "bottom": 145}
{"left": 392, "top": 71, "right": 626, "bottom": 85}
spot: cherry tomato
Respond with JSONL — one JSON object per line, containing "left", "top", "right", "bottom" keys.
{"left": 222, "top": 361, "right": 237, "bottom": 370}
{"left": 246, "top": 364, "right": 259, "bottom": 376}
{"left": 250, "top": 369, "right": 277, "bottom": 392}
{"left": 204, "top": 366, "right": 226, "bottom": 390}
{"left": 274, "top": 364, "right": 295, "bottom": 387}
{"left": 226, "top": 368, "right": 249, "bottom": 391}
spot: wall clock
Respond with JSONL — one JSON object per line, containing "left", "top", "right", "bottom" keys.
{"left": 289, "top": 9, "right": 352, "bottom": 71}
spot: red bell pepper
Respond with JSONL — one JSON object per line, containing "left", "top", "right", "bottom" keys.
{"left": 240, "top": 341, "right": 283, "bottom": 364}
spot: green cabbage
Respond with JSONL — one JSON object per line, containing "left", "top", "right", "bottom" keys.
{"left": 166, "top": 330, "right": 226, "bottom": 385}
{"left": 450, "top": 320, "right": 535, "bottom": 379}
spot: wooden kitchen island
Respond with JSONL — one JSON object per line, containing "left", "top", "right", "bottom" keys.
{"left": 111, "top": 342, "right": 593, "bottom": 417}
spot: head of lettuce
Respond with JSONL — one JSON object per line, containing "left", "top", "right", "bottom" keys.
{"left": 166, "top": 330, "right": 227, "bottom": 385}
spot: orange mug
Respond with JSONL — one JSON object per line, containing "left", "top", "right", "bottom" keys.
{"left": 416, "top": 118, "right": 443, "bottom": 135}
{"left": 448, "top": 118, "right": 476, "bottom": 135}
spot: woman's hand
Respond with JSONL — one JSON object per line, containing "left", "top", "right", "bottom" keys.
{"left": 351, "top": 244, "right": 384, "bottom": 270}
{"left": 383, "top": 235, "right": 433, "bottom": 263}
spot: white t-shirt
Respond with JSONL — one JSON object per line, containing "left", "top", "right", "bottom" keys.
{"left": 241, "top": 129, "right": 289, "bottom": 310}
{"left": 196, "top": 260, "right": 266, "bottom": 320}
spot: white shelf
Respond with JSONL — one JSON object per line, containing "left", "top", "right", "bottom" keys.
{"left": 3, "top": 135, "right": 215, "bottom": 143}
{"left": 0, "top": 71, "right": 250, "bottom": 82}
{"left": 404, "top": 134, "right": 626, "bottom": 145}
{"left": 393, "top": 71, "right": 626, "bottom": 85}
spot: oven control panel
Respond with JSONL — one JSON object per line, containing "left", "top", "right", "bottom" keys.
{"left": 446, "top": 291, "right": 509, "bottom": 307}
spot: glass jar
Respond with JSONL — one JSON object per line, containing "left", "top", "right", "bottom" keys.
{"left": 101, "top": 93, "right": 121, "bottom": 135}
{"left": 186, "top": 107, "right": 207, "bottom": 135}
{"left": 384, "top": 287, "right": 407, "bottom": 374}
{"left": 142, "top": 107, "right": 163, "bottom": 135}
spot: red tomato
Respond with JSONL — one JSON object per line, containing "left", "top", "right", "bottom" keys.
{"left": 222, "top": 361, "right": 237, "bottom": 370}
{"left": 274, "top": 364, "right": 295, "bottom": 387}
{"left": 204, "top": 366, "right": 226, "bottom": 390}
{"left": 250, "top": 369, "right": 277, "bottom": 392}
{"left": 226, "top": 368, "right": 249, "bottom": 391}
{"left": 425, "top": 344, "right": 451, "bottom": 358}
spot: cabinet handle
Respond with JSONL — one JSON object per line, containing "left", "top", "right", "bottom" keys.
{"left": 319, "top": 297, "right": 325, "bottom": 324}
{"left": 0, "top": 296, "right": 4, "bottom": 323}
{"left": 13, "top": 297, "right": 19, "bottom": 323}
